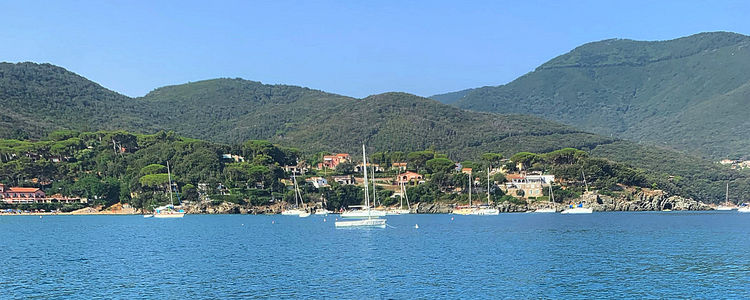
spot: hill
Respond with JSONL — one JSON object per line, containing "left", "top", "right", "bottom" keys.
{"left": 437, "top": 32, "right": 750, "bottom": 159}
{"left": 1, "top": 62, "right": 748, "bottom": 202}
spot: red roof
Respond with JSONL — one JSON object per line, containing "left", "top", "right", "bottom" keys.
{"left": 7, "top": 187, "right": 41, "bottom": 193}
{"left": 506, "top": 174, "right": 525, "bottom": 180}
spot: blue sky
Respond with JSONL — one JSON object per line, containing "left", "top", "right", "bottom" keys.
{"left": 1, "top": 0, "right": 748, "bottom": 98}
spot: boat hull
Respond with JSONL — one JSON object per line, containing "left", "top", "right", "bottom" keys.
{"left": 561, "top": 207, "right": 593, "bottom": 214}
{"left": 281, "top": 209, "right": 305, "bottom": 216}
{"left": 738, "top": 206, "right": 750, "bottom": 213}
{"left": 335, "top": 218, "right": 386, "bottom": 228}
{"left": 341, "top": 210, "right": 386, "bottom": 218}
{"left": 452, "top": 208, "right": 475, "bottom": 215}
{"left": 471, "top": 208, "right": 499, "bottom": 215}
{"left": 153, "top": 213, "right": 185, "bottom": 218}
{"left": 534, "top": 208, "right": 556, "bottom": 213}
{"left": 385, "top": 209, "right": 411, "bottom": 215}
{"left": 298, "top": 212, "right": 311, "bottom": 218}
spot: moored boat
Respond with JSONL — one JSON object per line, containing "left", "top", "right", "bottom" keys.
{"left": 335, "top": 144, "right": 386, "bottom": 228}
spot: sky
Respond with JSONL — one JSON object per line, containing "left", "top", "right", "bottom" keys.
{"left": 1, "top": 0, "right": 748, "bottom": 98}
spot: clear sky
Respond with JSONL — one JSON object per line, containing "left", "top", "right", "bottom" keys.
{"left": 1, "top": 0, "right": 748, "bottom": 98}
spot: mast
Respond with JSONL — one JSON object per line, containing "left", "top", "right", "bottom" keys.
{"left": 582, "top": 170, "right": 589, "bottom": 192}
{"left": 362, "top": 144, "right": 370, "bottom": 218}
{"left": 167, "top": 161, "right": 174, "bottom": 206}
{"left": 487, "top": 167, "right": 491, "bottom": 205}
{"left": 468, "top": 170, "right": 472, "bottom": 207}
{"left": 726, "top": 182, "right": 729, "bottom": 204}
{"left": 399, "top": 181, "right": 404, "bottom": 210}
{"left": 293, "top": 174, "right": 299, "bottom": 208}
{"left": 372, "top": 164, "right": 377, "bottom": 207}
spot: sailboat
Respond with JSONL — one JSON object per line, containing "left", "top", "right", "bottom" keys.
{"left": 472, "top": 168, "right": 499, "bottom": 215}
{"left": 386, "top": 181, "right": 411, "bottom": 215}
{"left": 716, "top": 183, "right": 737, "bottom": 211}
{"left": 152, "top": 161, "right": 186, "bottom": 218}
{"left": 453, "top": 170, "right": 475, "bottom": 215}
{"left": 534, "top": 182, "right": 556, "bottom": 213}
{"left": 561, "top": 170, "right": 592, "bottom": 214}
{"left": 336, "top": 144, "right": 387, "bottom": 228}
{"left": 282, "top": 174, "right": 308, "bottom": 216}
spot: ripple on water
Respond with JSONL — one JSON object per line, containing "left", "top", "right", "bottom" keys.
{"left": 1, "top": 212, "right": 749, "bottom": 298}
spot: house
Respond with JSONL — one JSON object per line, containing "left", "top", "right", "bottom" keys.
{"left": 283, "top": 163, "right": 308, "bottom": 175}
{"left": 332, "top": 175, "right": 354, "bottom": 185}
{"left": 354, "top": 163, "right": 385, "bottom": 173}
{"left": 395, "top": 171, "right": 424, "bottom": 185}
{"left": 0, "top": 184, "right": 46, "bottom": 204}
{"left": 221, "top": 154, "right": 245, "bottom": 163}
{"left": 391, "top": 162, "right": 407, "bottom": 172}
{"left": 0, "top": 183, "right": 84, "bottom": 204}
{"left": 502, "top": 174, "right": 546, "bottom": 198}
{"left": 306, "top": 177, "right": 330, "bottom": 188}
{"left": 317, "top": 153, "right": 350, "bottom": 169}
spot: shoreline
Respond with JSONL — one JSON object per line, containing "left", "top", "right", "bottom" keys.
{"left": 0, "top": 209, "right": 734, "bottom": 216}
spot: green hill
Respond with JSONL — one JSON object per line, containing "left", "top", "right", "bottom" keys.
{"left": 438, "top": 32, "right": 750, "bottom": 159}
{"left": 1, "top": 62, "right": 748, "bottom": 202}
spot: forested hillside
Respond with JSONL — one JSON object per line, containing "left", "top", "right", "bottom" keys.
{"left": 437, "top": 32, "right": 750, "bottom": 159}
{"left": 1, "top": 61, "right": 748, "bottom": 202}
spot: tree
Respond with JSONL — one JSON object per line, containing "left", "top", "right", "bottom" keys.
{"left": 336, "top": 162, "right": 354, "bottom": 175}
{"left": 426, "top": 158, "right": 455, "bottom": 174}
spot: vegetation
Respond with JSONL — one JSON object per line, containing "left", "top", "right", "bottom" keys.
{"left": 3, "top": 61, "right": 750, "bottom": 203}
{"left": 438, "top": 32, "right": 750, "bottom": 159}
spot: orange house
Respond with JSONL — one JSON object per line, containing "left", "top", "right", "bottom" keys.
{"left": 395, "top": 171, "right": 424, "bottom": 185}
{"left": 0, "top": 183, "right": 46, "bottom": 204}
{"left": 317, "top": 153, "right": 350, "bottom": 169}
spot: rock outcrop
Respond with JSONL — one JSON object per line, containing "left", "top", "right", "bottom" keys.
{"left": 583, "top": 190, "right": 711, "bottom": 211}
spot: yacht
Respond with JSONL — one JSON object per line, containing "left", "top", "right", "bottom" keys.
{"left": 152, "top": 162, "right": 185, "bottom": 219}
{"left": 716, "top": 183, "right": 738, "bottom": 210}
{"left": 738, "top": 205, "right": 750, "bottom": 213}
{"left": 561, "top": 203, "right": 593, "bottom": 214}
{"left": 282, "top": 174, "right": 309, "bottom": 217}
{"left": 534, "top": 182, "right": 556, "bottom": 213}
{"left": 453, "top": 170, "right": 477, "bottom": 215}
{"left": 471, "top": 168, "right": 499, "bottom": 215}
{"left": 335, "top": 144, "right": 387, "bottom": 228}
{"left": 386, "top": 181, "right": 411, "bottom": 215}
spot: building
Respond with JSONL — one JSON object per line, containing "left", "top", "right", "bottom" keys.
{"left": 317, "top": 153, "right": 350, "bottom": 169}
{"left": 502, "top": 173, "right": 551, "bottom": 198}
{"left": 395, "top": 171, "right": 424, "bottom": 185}
{"left": 221, "top": 154, "right": 245, "bottom": 163}
{"left": 0, "top": 184, "right": 46, "bottom": 204}
{"left": 354, "top": 163, "right": 385, "bottom": 173}
{"left": 332, "top": 175, "right": 354, "bottom": 185}
{"left": 283, "top": 163, "right": 309, "bottom": 175}
{"left": 461, "top": 167, "right": 473, "bottom": 175}
{"left": 391, "top": 162, "right": 407, "bottom": 172}
{"left": 306, "top": 177, "right": 330, "bottom": 188}
{"left": 0, "top": 183, "right": 84, "bottom": 204}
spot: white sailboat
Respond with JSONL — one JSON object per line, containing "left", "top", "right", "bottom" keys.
{"left": 472, "top": 168, "right": 498, "bottom": 215}
{"left": 738, "top": 204, "right": 750, "bottom": 213}
{"left": 561, "top": 170, "right": 592, "bottom": 214}
{"left": 153, "top": 161, "right": 185, "bottom": 218}
{"left": 336, "top": 144, "right": 387, "bottom": 228}
{"left": 386, "top": 181, "right": 411, "bottom": 215}
{"left": 282, "top": 174, "right": 309, "bottom": 216}
{"left": 534, "top": 182, "right": 556, "bottom": 213}
{"left": 716, "top": 183, "right": 736, "bottom": 210}
{"left": 453, "top": 170, "right": 475, "bottom": 215}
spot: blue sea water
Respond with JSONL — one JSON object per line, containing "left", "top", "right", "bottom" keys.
{"left": 1, "top": 212, "right": 749, "bottom": 299}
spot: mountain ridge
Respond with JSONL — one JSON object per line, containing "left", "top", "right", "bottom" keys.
{"left": 435, "top": 31, "right": 750, "bottom": 158}
{"left": 1, "top": 61, "right": 749, "bottom": 202}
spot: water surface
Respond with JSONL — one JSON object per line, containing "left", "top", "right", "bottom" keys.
{"left": 1, "top": 212, "right": 749, "bottom": 298}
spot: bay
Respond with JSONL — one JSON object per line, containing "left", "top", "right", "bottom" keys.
{"left": 1, "top": 212, "right": 749, "bottom": 299}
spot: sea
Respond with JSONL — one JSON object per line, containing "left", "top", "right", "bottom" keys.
{"left": 1, "top": 212, "right": 749, "bottom": 299}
